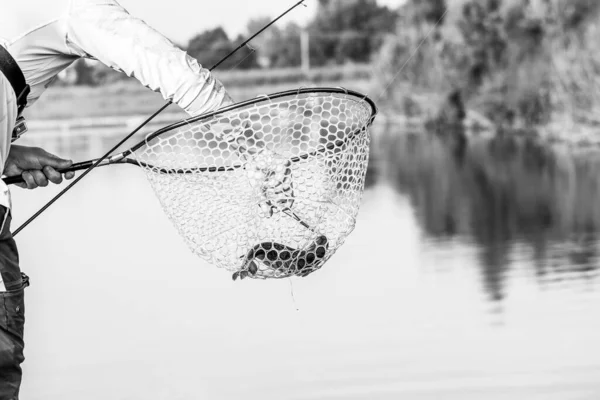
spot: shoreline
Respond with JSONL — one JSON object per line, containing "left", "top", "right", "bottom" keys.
{"left": 22, "top": 69, "right": 600, "bottom": 150}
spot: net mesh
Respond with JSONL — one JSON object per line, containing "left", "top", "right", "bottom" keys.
{"left": 133, "top": 90, "right": 375, "bottom": 280}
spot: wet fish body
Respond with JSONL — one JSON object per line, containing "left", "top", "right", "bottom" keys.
{"left": 232, "top": 235, "right": 329, "bottom": 280}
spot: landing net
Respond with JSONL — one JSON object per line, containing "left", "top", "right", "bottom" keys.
{"left": 133, "top": 88, "right": 377, "bottom": 279}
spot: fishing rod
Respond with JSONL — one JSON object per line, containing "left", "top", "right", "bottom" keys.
{"left": 12, "top": 0, "right": 307, "bottom": 236}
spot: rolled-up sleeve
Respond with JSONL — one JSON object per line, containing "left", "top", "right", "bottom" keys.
{"left": 6, "top": 0, "right": 232, "bottom": 116}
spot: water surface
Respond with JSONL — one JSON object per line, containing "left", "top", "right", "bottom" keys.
{"left": 11, "top": 121, "right": 600, "bottom": 399}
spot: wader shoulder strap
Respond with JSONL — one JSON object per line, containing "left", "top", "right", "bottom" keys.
{"left": 0, "top": 46, "right": 30, "bottom": 141}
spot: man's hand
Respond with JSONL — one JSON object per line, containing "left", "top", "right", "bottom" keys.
{"left": 4, "top": 145, "right": 76, "bottom": 189}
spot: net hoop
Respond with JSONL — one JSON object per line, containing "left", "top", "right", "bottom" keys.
{"left": 128, "top": 87, "right": 377, "bottom": 159}
{"left": 132, "top": 87, "right": 377, "bottom": 279}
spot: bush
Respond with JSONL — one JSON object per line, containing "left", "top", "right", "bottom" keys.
{"left": 376, "top": 0, "right": 600, "bottom": 133}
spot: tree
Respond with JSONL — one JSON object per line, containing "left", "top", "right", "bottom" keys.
{"left": 556, "top": 0, "right": 600, "bottom": 30}
{"left": 407, "top": 0, "right": 447, "bottom": 25}
{"left": 309, "top": 0, "right": 398, "bottom": 66}
{"left": 246, "top": 17, "right": 276, "bottom": 54}
{"left": 73, "top": 59, "right": 96, "bottom": 86}
{"left": 186, "top": 27, "right": 258, "bottom": 70}
{"left": 457, "top": 0, "right": 507, "bottom": 88}
{"left": 245, "top": 18, "right": 303, "bottom": 68}
{"left": 268, "top": 23, "right": 303, "bottom": 68}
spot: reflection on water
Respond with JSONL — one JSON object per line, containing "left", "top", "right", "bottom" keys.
{"left": 11, "top": 121, "right": 600, "bottom": 399}
{"left": 372, "top": 121, "right": 600, "bottom": 303}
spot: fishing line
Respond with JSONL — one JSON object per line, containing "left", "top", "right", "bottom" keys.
{"left": 225, "top": 45, "right": 257, "bottom": 72}
{"left": 289, "top": 279, "right": 299, "bottom": 311}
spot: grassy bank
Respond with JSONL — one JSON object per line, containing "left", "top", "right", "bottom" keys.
{"left": 24, "top": 64, "right": 373, "bottom": 120}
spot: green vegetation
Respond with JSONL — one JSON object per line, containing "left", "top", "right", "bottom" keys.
{"left": 42, "top": 0, "right": 600, "bottom": 143}
{"left": 307, "top": 0, "right": 397, "bottom": 66}
{"left": 186, "top": 27, "right": 259, "bottom": 70}
{"left": 376, "top": 0, "right": 600, "bottom": 141}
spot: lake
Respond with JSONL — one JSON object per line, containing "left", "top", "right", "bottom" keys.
{"left": 10, "top": 118, "right": 600, "bottom": 399}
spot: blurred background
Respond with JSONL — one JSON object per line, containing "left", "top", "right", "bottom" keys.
{"left": 4, "top": 0, "right": 600, "bottom": 399}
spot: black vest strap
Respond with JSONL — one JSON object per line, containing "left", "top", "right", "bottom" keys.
{"left": 0, "top": 46, "right": 30, "bottom": 115}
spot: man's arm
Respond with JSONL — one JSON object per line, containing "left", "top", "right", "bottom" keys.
{"left": 2, "top": 75, "right": 73, "bottom": 190}
{"left": 6, "top": 0, "right": 233, "bottom": 116}
{"left": 2, "top": 0, "right": 233, "bottom": 189}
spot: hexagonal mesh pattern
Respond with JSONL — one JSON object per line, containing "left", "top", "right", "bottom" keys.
{"left": 133, "top": 90, "right": 375, "bottom": 279}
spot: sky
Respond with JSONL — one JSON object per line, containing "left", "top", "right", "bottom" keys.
{"left": 1, "top": 0, "right": 403, "bottom": 45}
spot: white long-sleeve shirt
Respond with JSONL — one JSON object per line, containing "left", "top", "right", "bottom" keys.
{"left": 1, "top": 0, "right": 232, "bottom": 210}
{"left": 7, "top": 0, "right": 232, "bottom": 113}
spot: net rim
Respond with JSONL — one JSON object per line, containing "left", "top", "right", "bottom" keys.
{"left": 129, "top": 87, "right": 377, "bottom": 156}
